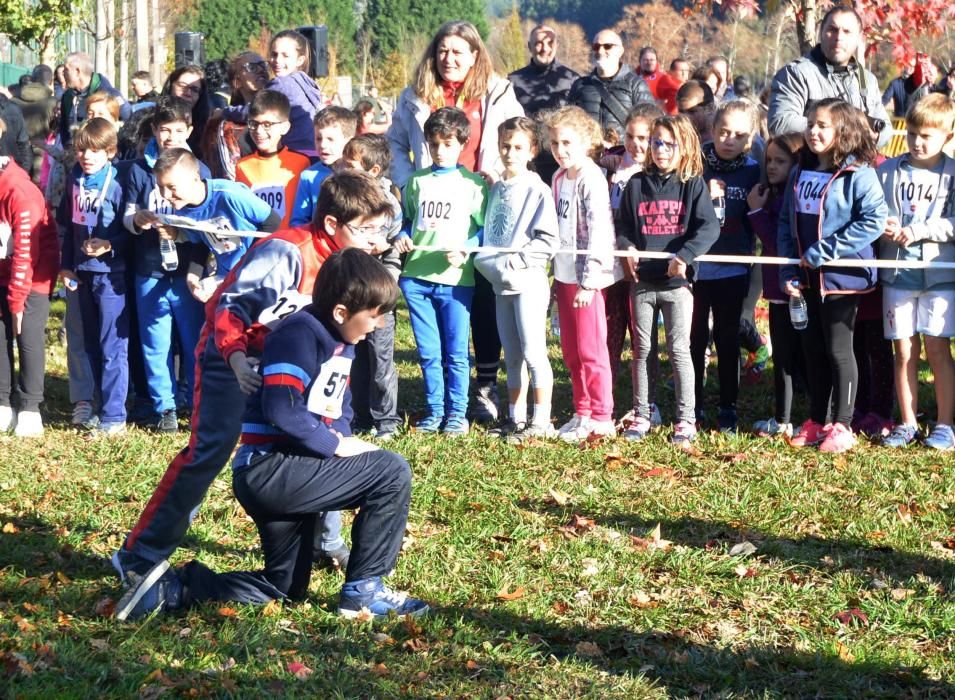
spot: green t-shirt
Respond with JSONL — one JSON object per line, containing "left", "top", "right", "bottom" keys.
{"left": 400, "top": 165, "right": 488, "bottom": 286}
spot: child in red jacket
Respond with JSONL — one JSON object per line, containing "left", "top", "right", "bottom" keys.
{"left": 0, "top": 129, "right": 61, "bottom": 436}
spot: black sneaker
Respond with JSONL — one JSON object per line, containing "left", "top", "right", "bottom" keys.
{"left": 316, "top": 545, "right": 350, "bottom": 571}
{"left": 157, "top": 409, "right": 178, "bottom": 433}
{"left": 487, "top": 419, "right": 525, "bottom": 438}
{"left": 114, "top": 560, "right": 183, "bottom": 621}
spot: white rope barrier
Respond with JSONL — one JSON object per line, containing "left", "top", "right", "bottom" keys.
{"left": 411, "top": 245, "right": 955, "bottom": 270}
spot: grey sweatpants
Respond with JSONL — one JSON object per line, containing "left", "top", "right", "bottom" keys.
{"left": 495, "top": 273, "right": 553, "bottom": 401}
{"left": 632, "top": 283, "right": 695, "bottom": 425}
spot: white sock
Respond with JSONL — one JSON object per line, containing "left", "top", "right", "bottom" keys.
{"left": 509, "top": 402, "right": 527, "bottom": 424}
{"left": 532, "top": 401, "right": 551, "bottom": 426}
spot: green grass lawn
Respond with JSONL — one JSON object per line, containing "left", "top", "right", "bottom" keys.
{"left": 0, "top": 300, "right": 953, "bottom": 698}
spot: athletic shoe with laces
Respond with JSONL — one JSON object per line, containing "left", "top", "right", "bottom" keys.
{"left": 623, "top": 416, "right": 652, "bottom": 441}
{"left": 818, "top": 422, "right": 856, "bottom": 453}
{"left": 789, "top": 419, "right": 830, "bottom": 447}
{"left": 883, "top": 423, "right": 918, "bottom": 448}
{"left": 853, "top": 411, "right": 893, "bottom": 438}
{"left": 471, "top": 385, "right": 499, "bottom": 424}
{"left": 752, "top": 417, "right": 793, "bottom": 438}
{"left": 72, "top": 401, "right": 99, "bottom": 429}
{"left": 442, "top": 414, "right": 469, "bottom": 435}
{"left": 507, "top": 422, "right": 557, "bottom": 444}
{"left": 415, "top": 414, "right": 443, "bottom": 433}
{"left": 13, "top": 410, "right": 43, "bottom": 437}
{"left": 671, "top": 420, "right": 698, "bottom": 445}
{"left": 557, "top": 414, "right": 591, "bottom": 442}
{"left": 924, "top": 423, "right": 954, "bottom": 451}
{"left": 487, "top": 419, "right": 525, "bottom": 438}
{"left": 114, "top": 560, "right": 184, "bottom": 621}
{"left": 338, "top": 577, "right": 429, "bottom": 619}
{"left": 0, "top": 405, "right": 13, "bottom": 432}
{"left": 156, "top": 409, "right": 178, "bottom": 433}
{"left": 315, "top": 545, "right": 350, "bottom": 571}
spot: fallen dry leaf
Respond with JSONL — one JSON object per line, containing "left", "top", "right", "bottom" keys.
{"left": 3, "top": 522, "right": 19, "bottom": 533}
{"left": 93, "top": 597, "right": 115, "bottom": 617}
{"left": 217, "top": 607, "right": 238, "bottom": 618}
{"left": 465, "top": 659, "right": 482, "bottom": 670}
{"left": 90, "top": 639, "right": 109, "bottom": 652}
{"left": 833, "top": 608, "right": 869, "bottom": 626}
{"left": 890, "top": 588, "right": 914, "bottom": 602}
{"left": 574, "top": 641, "right": 602, "bottom": 657}
{"left": 628, "top": 591, "right": 657, "bottom": 609}
{"left": 548, "top": 489, "right": 571, "bottom": 506}
{"left": 369, "top": 662, "right": 389, "bottom": 676}
{"left": 836, "top": 641, "right": 855, "bottom": 662}
{"left": 261, "top": 600, "right": 282, "bottom": 617}
{"left": 495, "top": 584, "right": 527, "bottom": 601}
{"left": 734, "top": 564, "right": 757, "bottom": 579}
{"left": 287, "top": 662, "right": 313, "bottom": 680}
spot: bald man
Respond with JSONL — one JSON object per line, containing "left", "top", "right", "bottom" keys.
{"left": 568, "top": 29, "right": 654, "bottom": 140}
{"left": 508, "top": 25, "right": 580, "bottom": 182}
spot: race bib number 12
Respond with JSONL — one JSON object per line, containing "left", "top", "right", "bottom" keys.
{"left": 257, "top": 290, "right": 311, "bottom": 328}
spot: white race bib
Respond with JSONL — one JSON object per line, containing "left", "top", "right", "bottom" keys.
{"left": 257, "top": 289, "right": 311, "bottom": 328}
{"left": 0, "top": 222, "right": 11, "bottom": 259}
{"left": 794, "top": 171, "right": 831, "bottom": 216}
{"left": 148, "top": 186, "right": 175, "bottom": 216}
{"left": 897, "top": 166, "right": 941, "bottom": 227}
{"left": 306, "top": 353, "right": 352, "bottom": 420}
{"left": 72, "top": 187, "right": 101, "bottom": 227}
{"left": 252, "top": 185, "right": 286, "bottom": 220}
{"left": 417, "top": 198, "right": 455, "bottom": 231}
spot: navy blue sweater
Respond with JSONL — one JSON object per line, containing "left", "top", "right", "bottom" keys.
{"left": 238, "top": 306, "right": 354, "bottom": 460}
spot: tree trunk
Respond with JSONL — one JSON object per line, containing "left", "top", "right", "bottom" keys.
{"left": 770, "top": 9, "right": 788, "bottom": 80}
{"left": 118, "top": 0, "right": 129, "bottom": 99}
{"left": 150, "top": 0, "right": 163, "bottom": 86}
{"left": 796, "top": 0, "right": 817, "bottom": 56}
{"left": 95, "top": 0, "right": 109, "bottom": 79}
{"left": 135, "top": 0, "right": 149, "bottom": 73}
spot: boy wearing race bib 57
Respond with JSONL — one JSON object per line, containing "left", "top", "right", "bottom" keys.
{"left": 115, "top": 249, "right": 428, "bottom": 621}
{"left": 235, "top": 90, "right": 311, "bottom": 229}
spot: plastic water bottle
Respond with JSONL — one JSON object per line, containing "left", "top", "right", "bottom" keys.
{"left": 550, "top": 305, "right": 561, "bottom": 338}
{"left": 160, "top": 238, "right": 179, "bottom": 272}
{"left": 789, "top": 283, "right": 808, "bottom": 330}
{"left": 713, "top": 196, "right": 726, "bottom": 225}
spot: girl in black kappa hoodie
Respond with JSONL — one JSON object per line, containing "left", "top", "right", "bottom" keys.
{"left": 616, "top": 114, "right": 719, "bottom": 445}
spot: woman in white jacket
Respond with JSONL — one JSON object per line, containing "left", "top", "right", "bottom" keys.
{"left": 388, "top": 20, "right": 524, "bottom": 424}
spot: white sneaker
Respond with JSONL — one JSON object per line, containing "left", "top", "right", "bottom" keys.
{"left": 0, "top": 405, "right": 13, "bottom": 432}
{"left": 558, "top": 414, "right": 591, "bottom": 442}
{"left": 589, "top": 419, "right": 617, "bottom": 438}
{"left": 13, "top": 410, "right": 43, "bottom": 437}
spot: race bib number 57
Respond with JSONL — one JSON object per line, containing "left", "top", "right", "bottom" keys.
{"left": 306, "top": 354, "right": 352, "bottom": 420}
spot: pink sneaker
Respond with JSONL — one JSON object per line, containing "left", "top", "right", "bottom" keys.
{"left": 818, "top": 422, "right": 856, "bottom": 453}
{"left": 789, "top": 419, "right": 830, "bottom": 447}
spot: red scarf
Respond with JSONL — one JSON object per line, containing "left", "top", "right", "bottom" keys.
{"left": 440, "top": 80, "right": 482, "bottom": 172}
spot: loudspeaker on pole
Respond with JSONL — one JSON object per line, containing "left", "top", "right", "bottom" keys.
{"left": 296, "top": 25, "right": 329, "bottom": 78}
{"left": 174, "top": 32, "right": 205, "bottom": 68}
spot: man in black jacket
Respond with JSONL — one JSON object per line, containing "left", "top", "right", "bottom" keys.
{"left": 568, "top": 29, "right": 654, "bottom": 141}
{"left": 508, "top": 25, "right": 579, "bottom": 183}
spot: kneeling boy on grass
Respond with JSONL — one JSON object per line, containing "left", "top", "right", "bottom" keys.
{"left": 116, "top": 249, "right": 428, "bottom": 620}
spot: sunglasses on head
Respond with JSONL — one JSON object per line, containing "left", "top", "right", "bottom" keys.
{"left": 592, "top": 42, "right": 619, "bottom": 52}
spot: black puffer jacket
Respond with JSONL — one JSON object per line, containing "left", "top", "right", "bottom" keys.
{"left": 568, "top": 63, "right": 654, "bottom": 139}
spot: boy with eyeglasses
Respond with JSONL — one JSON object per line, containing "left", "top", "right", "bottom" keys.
{"left": 112, "top": 170, "right": 396, "bottom": 586}
{"left": 236, "top": 90, "right": 311, "bottom": 228}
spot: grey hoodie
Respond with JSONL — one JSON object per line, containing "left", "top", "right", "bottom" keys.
{"left": 474, "top": 172, "right": 558, "bottom": 294}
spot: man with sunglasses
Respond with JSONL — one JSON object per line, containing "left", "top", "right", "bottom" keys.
{"left": 508, "top": 25, "right": 579, "bottom": 183}
{"left": 768, "top": 6, "right": 891, "bottom": 146}
{"left": 568, "top": 29, "right": 654, "bottom": 141}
